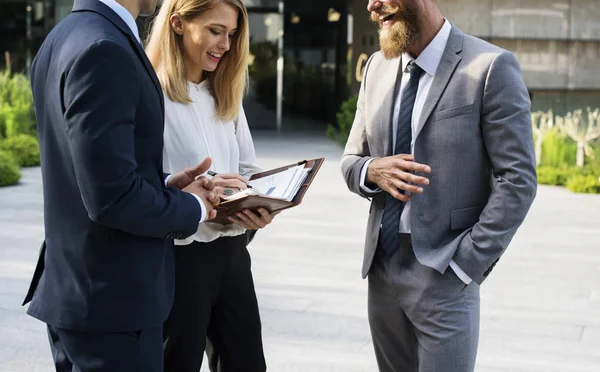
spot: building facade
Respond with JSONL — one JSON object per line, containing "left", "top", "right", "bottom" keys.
{"left": 240, "top": 0, "right": 350, "bottom": 128}
{"left": 2, "top": 0, "right": 599, "bottom": 127}
{"left": 349, "top": 0, "right": 600, "bottom": 115}
{"left": 0, "top": 0, "right": 72, "bottom": 71}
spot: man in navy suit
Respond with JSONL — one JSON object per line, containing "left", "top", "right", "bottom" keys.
{"left": 22, "top": 0, "right": 221, "bottom": 370}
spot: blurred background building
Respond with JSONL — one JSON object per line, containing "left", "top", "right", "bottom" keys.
{"left": 350, "top": 0, "right": 600, "bottom": 117}
{"left": 1, "top": 0, "right": 599, "bottom": 129}
{"left": 0, "top": 0, "right": 71, "bottom": 71}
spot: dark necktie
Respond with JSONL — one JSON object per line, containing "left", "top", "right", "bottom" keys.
{"left": 379, "top": 61, "right": 423, "bottom": 257}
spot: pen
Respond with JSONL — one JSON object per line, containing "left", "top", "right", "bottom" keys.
{"left": 207, "top": 171, "right": 253, "bottom": 189}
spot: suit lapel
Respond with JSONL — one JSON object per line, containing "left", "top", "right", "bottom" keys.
{"left": 72, "top": 0, "right": 165, "bottom": 118}
{"left": 416, "top": 27, "right": 464, "bottom": 133}
{"left": 129, "top": 39, "right": 166, "bottom": 119}
{"left": 377, "top": 57, "right": 402, "bottom": 157}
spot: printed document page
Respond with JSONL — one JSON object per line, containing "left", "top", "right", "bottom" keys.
{"left": 248, "top": 165, "right": 305, "bottom": 200}
{"left": 222, "top": 165, "right": 312, "bottom": 202}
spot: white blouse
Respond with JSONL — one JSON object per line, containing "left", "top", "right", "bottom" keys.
{"left": 162, "top": 80, "right": 262, "bottom": 244}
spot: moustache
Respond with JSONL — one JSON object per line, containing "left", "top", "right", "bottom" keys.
{"left": 370, "top": 4, "right": 400, "bottom": 24}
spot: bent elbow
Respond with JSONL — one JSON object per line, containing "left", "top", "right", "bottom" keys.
{"left": 87, "top": 204, "right": 119, "bottom": 228}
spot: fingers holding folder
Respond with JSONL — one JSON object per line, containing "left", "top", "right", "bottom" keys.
{"left": 210, "top": 158, "right": 324, "bottom": 225}
{"left": 228, "top": 208, "right": 282, "bottom": 230}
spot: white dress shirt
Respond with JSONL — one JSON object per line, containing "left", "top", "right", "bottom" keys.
{"left": 98, "top": 0, "right": 208, "bottom": 223}
{"left": 360, "top": 19, "right": 472, "bottom": 284}
{"left": 162, "top": 80, "right": 262, "bottom": 244}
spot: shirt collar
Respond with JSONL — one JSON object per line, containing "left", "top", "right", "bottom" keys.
{"left": 401, "top": 18, "right": 452, "bottom": 76}
{"left": 97, "top": 0, "right": 141, "bottom": 43}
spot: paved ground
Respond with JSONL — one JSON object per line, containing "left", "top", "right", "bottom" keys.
{"left": 1, "top": 131, "right": 599, "bottom": 372}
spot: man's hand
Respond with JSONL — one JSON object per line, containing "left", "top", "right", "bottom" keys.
{"left": 211, "top": 173, "right": 249, "bottom": 198}
{"left": 228, "top": 208, "right": 280, "bottom": 230}
{"left": 367, "top": 154, "right": 431, "bottom": 202}
{"left": 168, "top": 157, "right": 213, "bottom": 190}
{"left": 183, "top": 177, "right": 220, "bottom": 221}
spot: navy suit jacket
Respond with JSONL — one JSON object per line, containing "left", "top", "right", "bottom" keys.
{"left": 23, "top": 0, "right": 202, "bottom": 332}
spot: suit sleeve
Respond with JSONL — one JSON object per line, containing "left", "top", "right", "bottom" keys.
{"left": 341, "top": 54, "right": 379, "bottom": 199}
{"left": 453, "top": 51, "right": 537, "bottom": 284}
{"left": 63, "top": 39, "right": 202, "bottom": 239}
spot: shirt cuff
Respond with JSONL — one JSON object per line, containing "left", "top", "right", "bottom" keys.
{"left": 449, "top": 260, "right": 472, "bottom": 285}
{"left": 164, "top": 175, "right": 172, "bottom": 187}
{"left": 359, "top": 159, "right": 381, "bottom": 193}
{"left": 190, "top": 193, "right": 207, "bottom": 224}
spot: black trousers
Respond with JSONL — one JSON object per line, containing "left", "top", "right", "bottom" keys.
{"left": 163, "top": 234, "right": 265, "bottom": 372}
{"left": 47, "top": 325, "right": 163, "bottom": 372}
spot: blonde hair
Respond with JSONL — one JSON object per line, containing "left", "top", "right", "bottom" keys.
{"left": 146, "top": 0, "right": 249, "bottom": 121}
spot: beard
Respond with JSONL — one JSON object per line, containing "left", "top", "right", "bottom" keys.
{"left": 371, "top": 3, "right": 421, "bottom": 59}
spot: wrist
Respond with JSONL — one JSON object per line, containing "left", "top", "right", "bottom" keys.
{"left": 365, "top": 160, "right": 378, "bottom": 186}
{"left": 189, "top": 192, "right": 207, "bottom": 223}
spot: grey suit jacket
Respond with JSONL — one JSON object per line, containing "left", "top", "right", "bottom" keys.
{"left": 342, "top": 25, "right": 537, "bottom": 284}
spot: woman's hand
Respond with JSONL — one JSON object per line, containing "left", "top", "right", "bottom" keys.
{"left": 228, "top": 208, "right": 280, "bottom": 230}
{"left": 211, "top": 173, "right": 249, "bottom": 198}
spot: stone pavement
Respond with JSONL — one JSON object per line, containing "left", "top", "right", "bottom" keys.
{"left": 1, "top": 131, "right": 599, "bottom": 372}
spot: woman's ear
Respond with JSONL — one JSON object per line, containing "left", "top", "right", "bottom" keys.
{"left": 170, "top": 13, "right": 184, "bottom": 35}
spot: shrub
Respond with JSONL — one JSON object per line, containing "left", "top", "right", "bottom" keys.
{"left": 0, "top": 72, "right": 7, "bottom": 139}
{"left": 0, "top": 103, "right": 6, "bottom": 139}
{"left": 0, "top": 134, "right": 40, "bottom": 167}
{"left": 566, "top": 175, "right": 600, "bottom": 194}
{"left": 590, "top": 143, "right": 600, "bottom": 170}
{"left": 537, "top": 165, "right": 599, "bottom": 186}
{"left": 540, "top": 127, "right": 577, "bottom": 168}
{"left": 327, "top": 94, "right": 358, "bottom": 145}
{"left": 0, "top": 71, "right": 36, "bottom": 139}
{"left": 537, "top": 167, "right": 576, "bottom": 186}
{"left": 0, "top": 150, "right": 21, "bottom": 187}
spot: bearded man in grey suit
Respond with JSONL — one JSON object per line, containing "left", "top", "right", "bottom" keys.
{"left": 342, "top": 0, "right": 537, "bottom": 371}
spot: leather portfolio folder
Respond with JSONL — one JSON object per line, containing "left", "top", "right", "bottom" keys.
{"left": 212, "top": 157, "right": 324, "bottom": 225}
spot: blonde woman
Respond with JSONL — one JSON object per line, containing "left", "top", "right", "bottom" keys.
{"left": 146, "top": 1, "right": 277, "bottom": 371}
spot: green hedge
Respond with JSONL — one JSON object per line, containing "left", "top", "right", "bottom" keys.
{"left": 537, "top": 165, "right": 600, "bottom": 194}
{"left": 536, "top": 167, "right": 575, "bottom": 186}
{"left": 0, "top": 134, "right": 40, "bottom": 167}
{"left": 0, "top": 71, "right": 36, "bottom": 139}
{"left": 536, "top": 125, "right": 599, "bottom": 193}
{"left": 566, "top": 175, "right": 600, "bottom": 194}
{"left": 0, "top": 150, "right": 21, "bottom": 186}
{"left": 539, "top": 127, "right": 600, "bottom": 170}
{"left": 537, "top": 166, "right": 598, "bottom": 183}
{"left": 540, "top": 128, "right": 576, "bottom": 168}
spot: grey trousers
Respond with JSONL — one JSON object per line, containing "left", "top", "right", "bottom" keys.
{"left": 368, "top": 234, "right": 480, "bottom": 372}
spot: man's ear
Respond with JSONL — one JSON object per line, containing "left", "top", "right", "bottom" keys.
{"left": 170, "top": 13, "right": 184, "bottom": 35}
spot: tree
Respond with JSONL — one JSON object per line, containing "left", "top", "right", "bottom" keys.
{"left": 558, "top": 108, "right": 600, "bottom": 168}
{"left": 531, "top": 109, "right": 554, "bottom": 166}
